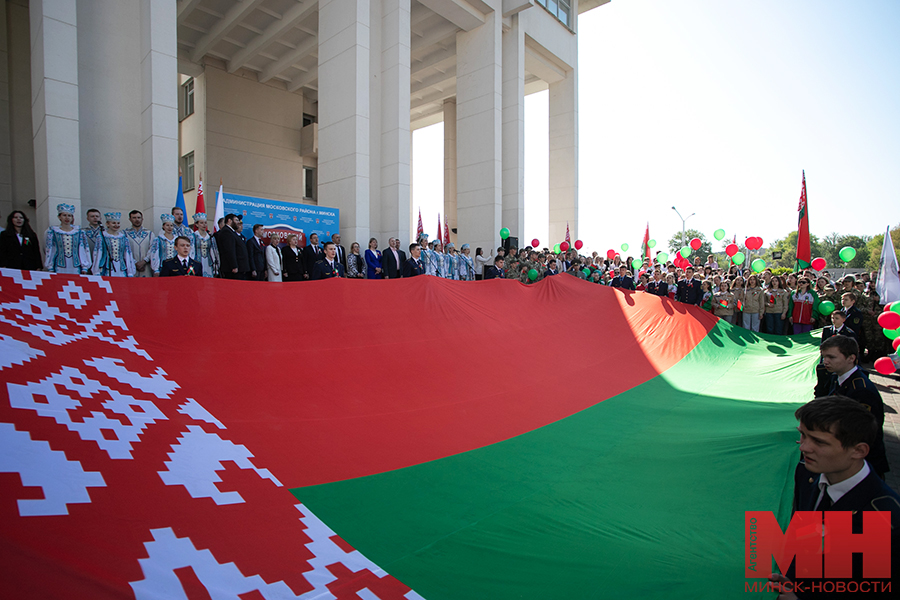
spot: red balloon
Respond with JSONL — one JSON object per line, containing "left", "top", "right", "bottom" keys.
{"left": 877, "top": 311, "right": 900, "bottom": 330}
{"left": 606, "top": 249, "right": 617, "bottom": 260}
{"left": 690, "top": 237, "right": 702, "bottom": 250}
{"left": 725, "top": 243, "right": 738, "bottom": 257}
{"left": 531, "top": 238, "right": 540, "bottom": 248}
{"left": 745, "top": 237, "right": 762, "bottom": 251}
{"left": 811, "top": 257, "right": 827, "bottom": 271}
{"left": 560, "top": 241, "right": 569, "bottom": 252}
{"left": 874, "top": 357, "right": 896, "bottom": 375}
{"left": 893, "top": 337, "right": 900, "bottom": 351}
{"left": 574, "top": 240, "right": 583, "bottom": 250}
{"left": 756, "top": 237, "right": 764, "bottom": 248}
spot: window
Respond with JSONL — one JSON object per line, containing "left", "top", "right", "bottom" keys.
{"left": 535, "top": 0, "right": 572, "bottom": 29}
{"left": 182, "top": 152, "right": 195, "bottom": 192}
{"left": 181, "top": 78, "right": 194, "bottom": 120}
{"left": 303, "top": 167, "right": 316, "bottom": 200}
{"left": 303, "top": 113, "right": 316, "bottom": 127}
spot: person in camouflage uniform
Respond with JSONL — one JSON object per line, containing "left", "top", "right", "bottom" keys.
{"left": 504, "top": 247, "right": 522, "bottom": 282}
{"left": 861, "top": 286, "right": 889, "bottom": 361}
{"left": 814, "top": 276, "right": 839, "bottom": 328}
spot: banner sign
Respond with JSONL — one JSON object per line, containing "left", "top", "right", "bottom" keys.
{"left": 223, "top": 193, "right": 339, "bottom": 246}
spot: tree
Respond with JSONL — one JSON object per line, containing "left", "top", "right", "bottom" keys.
{"left": 865, "top": 224, "right": 900, "bottom": 272}
{"left": 667, "top": 229, "right": 713, "bottom": 264}
{"left": 762, "top": 231, "right": 822, "bottom": 269}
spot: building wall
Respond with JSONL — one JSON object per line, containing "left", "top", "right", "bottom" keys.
{"left": 178, "top": 72, "right": 206, "bottom": 217}
{"left": 203, "top": 62, "right": 315, "bottom": 208}
{"left": 5, "top": 0, "right": 35, "bottom": 221}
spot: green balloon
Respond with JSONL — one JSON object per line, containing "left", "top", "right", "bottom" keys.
{"left": 751, "top": 258, "right": 766, "bottom": 273}
{"left": 500, "top": 227, "right": 510, "bottom": 240}
{"left": 885, "top": 328, "right": 900, "bottom": 340}
{"left": 732, "top": 252, "right": 745, "bottom": 265}
{"left": 680, "top": 246, "right": 691, "bottom": 258}
{"left": 838, "top": 246, "right": 856, "bottom": 262}
{"left": 621, "top": 243, "right": 629, "bottom": 252}
{"left": 818, "top": 300, "right": 835, "bottom": 316}
{"left": 553, "top": 243, "right": 561, "bottom": 254}
{"left": 582, "top": 267, "right": 591, "bottom": 276}
{"left": 891, "top": 302, "right": 900, "bottom": 315}
{"left": 631, "top": 258, "right": 642, "bottom": 270}
{"left": 656, "top": 252, "right": 669, "bottom": 264}
{"left": 528, "top": 268, "right": 538, "bottom": 281}
{"left": 647, "top": 239, "right": 657, "bottom": 248}
{"left": 714, "top": 228, "right": 726, "bottom": 241}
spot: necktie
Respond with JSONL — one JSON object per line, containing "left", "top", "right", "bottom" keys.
{"left": 182, "top": 259, "right": 188, "bottom": 269}
{"left": 816, "top": 486, "right": 833, "bottom": 510}
{"left": 827, "top": 375, "right": 838, "bottom": 395}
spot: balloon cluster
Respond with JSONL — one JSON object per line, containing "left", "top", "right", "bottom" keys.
{"left": 875, "top": 302, "right": 900, "bottom": 375}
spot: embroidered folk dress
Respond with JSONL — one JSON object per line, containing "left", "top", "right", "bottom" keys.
{"left": 150, "top": 232, "right": 192, "bottom": 274}
{"left": 192, "top": 231, "right": 220, "bottom": 278}
{"left": 445, "top": 253, "right": 460, "bottom": 280}
{"left": 125, "top": 227, "right": 155, "bottom": 277}
{"left": 459, "top": 254, "right": 475, "bottom": 281}
{"left": 44, "top": 227, "right": 92, "bottom": 274}
{"left": 92, "top": 231, "right": 136, "bottom": 277}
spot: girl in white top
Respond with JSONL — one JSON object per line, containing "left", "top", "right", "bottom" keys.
{"left": 265, "top": 235, "right": 283, "bottom": 282}
{"left": 473, "top": 247, "right": 493, "bottom": 280}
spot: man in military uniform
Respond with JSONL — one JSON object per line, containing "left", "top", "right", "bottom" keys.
{"left": 840, "top": 292, "right": 866, "bottom": 359}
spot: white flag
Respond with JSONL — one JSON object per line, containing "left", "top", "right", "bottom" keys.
{"left": 875, "top": 226, "right": 900, "bottom": 304}
{"left": 213, "top": 182, "right": 226, "bottom": 232}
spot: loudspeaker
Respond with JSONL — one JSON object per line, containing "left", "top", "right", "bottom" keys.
{"left": 503, "top": 236, "right": 519, "bottom": 252}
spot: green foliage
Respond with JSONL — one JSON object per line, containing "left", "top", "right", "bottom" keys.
{"left": 771, "top": 267, "right": 793, "bottom": 276}
{"left": 866, "top": 224, "right": 900, "bottom": 271}
{"left": 667, "top": 229, "right": 713, "bottom": 263}
{"left": 762, "top": 231, "right": 822, "bottom": 269}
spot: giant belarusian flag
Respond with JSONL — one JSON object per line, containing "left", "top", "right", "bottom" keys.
{"left": 0, "top": 268, "right": 820, "bottom": 599}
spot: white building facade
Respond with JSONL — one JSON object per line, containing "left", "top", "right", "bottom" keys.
{"left": 2, "top": 0, "right": 607, "bottom": 249}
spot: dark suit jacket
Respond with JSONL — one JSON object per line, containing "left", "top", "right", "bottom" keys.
{"left": 246, "top": 236, "right": 267, "bottom": 280}
{"left": 402, "top": 257, "right": 425, "bottom": 277}
{"left": 676, "top": 278, "right": 702, "bottom": 304}
{"left": 160, "top": 257, "right": 203, "bottom": 277}
{"left": 302, "top": 245, "right": 324, "bottom": 277}
{"left": 647, "top": 280, "right": 669, "bottom": 297}
{"left": 282, "top": 246, "right": 304, "bottom": 281}
{"left": 611, "top": 275, "right": 635, "bottom": 290}
{"left": 311, "top": 259, "right": 345, "bottom": 280}
{"left": 382, "top": 247, "right": 407, "bottom": 278}
{"left": 545, "top": 269, "right": 559, "bottom": 276}
{"left": 216, "top": 227, "right": 250, "bottom": 277}
{"left": 789, "top": 462, "right": 900, "bottom": 598}
{"left": 841, "top": 306, "right": 866, "bottom": 349}
{"left": 483, "top": 265, "right": 504, "bottom": 280}
{"left": 0, "top": 229, "right": 43, "bottom": 270}
{"left": 334, "top": 244, "right": 347, "bottom": 270}
{"left": 821, "top": 325, "right": 857, "bottom": 343}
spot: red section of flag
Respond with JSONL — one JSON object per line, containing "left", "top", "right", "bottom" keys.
{"left": 642, "top": 223, "right": 650, "bottom": 260}
{"left": 736, "top": 299, "right": 743, "bottom": 312}
{"left": 437, "top": 214, "right": 443, "bottom": 246}
{"left": 444, "top": 219, "right": 451, "bottom": 247}
{"left": 417, "top": 209, "right": 424, "bottom": 239}
{"left": 796, "top": 171, "right": 811, "bottom": 268}
{"left": 195, "top": 174, "right": 206, "bottom": 215}
{"left": 565, "top": 223, "right": 571, "bottom": 244}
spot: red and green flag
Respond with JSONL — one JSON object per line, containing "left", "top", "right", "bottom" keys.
{"left": 642, "top": 222, "right": 651, "bottom": 261}
{"left": 0, "top": 269, "right": 820, "bottom": 599}
{"left": 795, "top": 170, "right": 811, "bottom": 270}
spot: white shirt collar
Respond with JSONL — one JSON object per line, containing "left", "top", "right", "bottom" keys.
{"left": 817, "top": 460, "right": 869, "bottom": 506}
{"left": 837, "top": 365, "right": 858, "bottom": 387}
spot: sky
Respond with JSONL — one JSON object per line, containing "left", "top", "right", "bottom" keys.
{"left": 411, "top": 0, "right": 900, "bottom": 257}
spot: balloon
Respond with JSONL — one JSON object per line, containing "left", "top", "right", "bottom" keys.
{"left": 656, "top": 252, "right": 669, "bottom": 264}
{"left": 574, "top": 240, "right": 583, "bottom": 250}
{"left": 647, "top": 239, "right": 657, "bottom": 248}
{"left": 732, "top": 252, "right": 745, "bottom": 265}
{"left": 553, "top": 243, "right": 561, "bottom": 254}
{"left": 878, "top": 311, "right": 900, "bottom": 330}
{"left": 621, "top": 243, "right": 629, "bottom": 252}
{"left": 751, "top": 258, "right": 766, "bottom": 273}
{"left": 500, "top": 227, "right": 510, "bottom": 240}
{"left": 725, "top": 243, "right": 738, "bottom": 257}
{"left": 838, "top": 246, "right": 856, "bottom": 262}
{"left": 713, "top": 229, "right": 726, "bottom": 241}
{"left": 884, "top": 328, "right": 900, "bottom": 340}
{"left": 582, "top": 267, "right": 591, "bottom": 276}
{"left": 560, "top": 241, "right": 569, "bottom": 252}
{"left": 690, "top": 237, "right": 702, "bottom": 250}
{"left": 631, "top": 259, "right": 642, "bottom": 270}
{"left": 874, "top": 357, "right": 897, "bottom": 375}
{"left": 531, "top": 238, "right": 540, "bottom": 248}
{"left": 606, "top": 249, "right": 616, "bottom": 260}
{"left": 744, "top": 238, "right": 755, "bottom": 250}
{"left": 679, "top": 246, "right": 691, "bottom": 258}
{"left": 811, "top": 257, "right": 827, "bottom": 271}
{"left": 528, "top": 268, "right": 538, "bottom": 281}
{"left": 891, "top": 302, "right": 900, "bottom": 315}
{"left": 818, "top": 300, "right": 835, "bottom": 317}
{"left": 894, "top": 337, "right": 900, "bottom": 351}
{"left": 756, "top": 237, "right": 764, "bottom": 248}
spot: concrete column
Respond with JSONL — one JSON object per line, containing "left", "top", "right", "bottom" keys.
{"left": 379, "top": 0, "right": 411, "bottom": 245}
{"left": 501, "top": 13, "right": 525, "bottom": 243}
{"left": 141, "top": 0, "right": 179, "bottom": 226}
{"left": 548, "top": 65, "right": 578, "bottom": 246}
{"left": 319, "top": 0, "right": 371, "bottom": 245}
{"left": 0, "top": 4, "right": 11, "bottom": 217}
{"left": 442, "top": 98, "right": 456, "bottom": 246}
{"left": 455, "top": 11, "right": 502, "bottom": 256}
{"left": 30, "top": 0, "right": 81, "bottom": 234}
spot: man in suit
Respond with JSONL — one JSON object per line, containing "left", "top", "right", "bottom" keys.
{"left": 383, "top": 237, "right": 407, "bottom": 279}
{"left": 676, "top": 266, "right": 702, "bottom": 304}
{"left": 402, "top": 243, "right": 425, "bottom": 277}
{"left": 821, "top": 310, "right": 857, "bottom": 344}
{"left": 544, "top": 258, "right": 559, "bottom": 276}
{"left": 246, "top": 224, "right": 267, "bottom": 281}
{"left": 160, "top": 236, "right": 203, "bottom": 277}
{"left": 302, "top": 233, "right": 324, "bottom": 279}
{"left": 331, "top": 233, "right": 347, "bottom": 271}
{"left": 483, "top": 255, "right": 505, "bottom": 280}
{"left": 611, "top": 266, "right": 635, "bottom": 290}
{"left": 215, "top": 214, "right": 250, "bottom": 279}
{"left": 840, "top": 292, "right": 867, "bottom": 356}
{"left": 311, "top": 241, "right": 345, "bottom": 279}
{"left": 813, "top": 335, "right": 889, "bottom": 478}
{"left": 769, "top": 396, "right": 899, "bottom": 598}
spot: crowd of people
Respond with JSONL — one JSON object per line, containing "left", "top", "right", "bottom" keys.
{"left": 0, "top": 204, "right": 895, "bottom": 362}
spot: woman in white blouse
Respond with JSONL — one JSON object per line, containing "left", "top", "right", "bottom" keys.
{"left": 474, "top": 247, "right": 493, "bottom": 280}
{"left": 265, "top": 235, "right": 283, "bottom": 282}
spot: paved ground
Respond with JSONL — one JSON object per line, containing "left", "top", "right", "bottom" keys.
{"left": 863, "top": 363, "right": 900, "bottom": 494}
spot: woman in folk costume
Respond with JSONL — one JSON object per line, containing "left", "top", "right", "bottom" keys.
{"left": 44, "top": 203, "right": 92, "bottom": 274}
{"left": 191, "top": 213, "right": 219, "bottom": 278}
{"left": 458, "top": 244, "right": 475, "bottom": 281}
{"left": 444, "top": 242, "right": 460, "bottom": 280}
{"left": 788, "top": 277, "right": 817, "bottom": 334}
{"left": 150, "top": 214, "right": 189, "bottom": 276}
{"left": 92, "top": 212, "right": 136, "bottom": 277}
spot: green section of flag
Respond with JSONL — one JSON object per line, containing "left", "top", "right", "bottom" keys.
{"left": 292, "top": 323, "right": 821, "bottom": 600}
